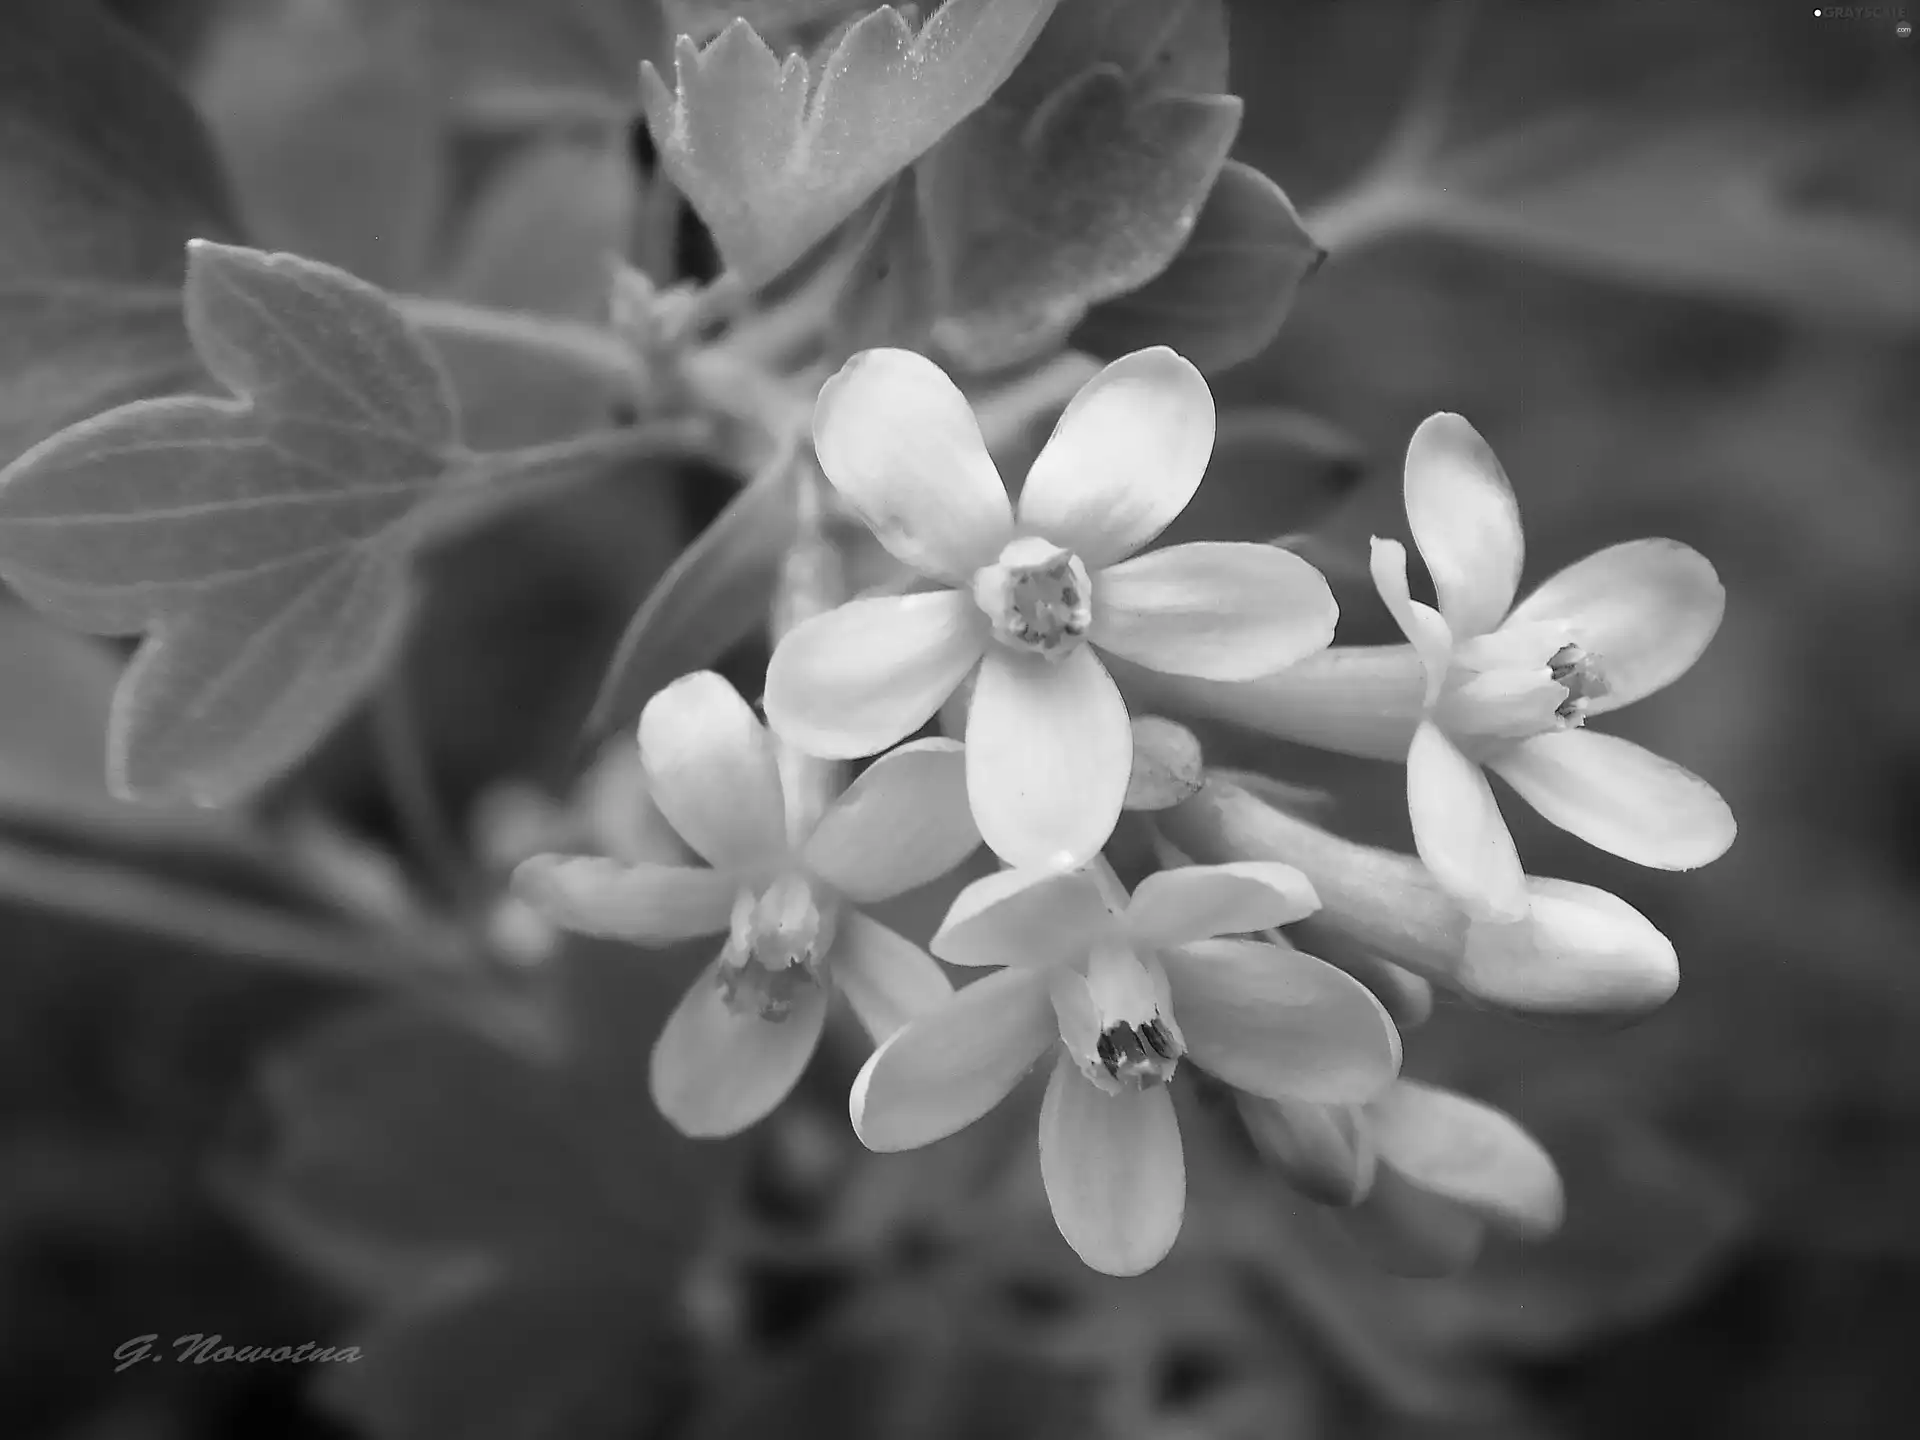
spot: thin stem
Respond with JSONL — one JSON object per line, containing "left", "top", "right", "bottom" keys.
{"left": 398, "top": 295, "right": 640, "bottom": 387}
{"left": 372, "top": 671, "right": 470, "bottom": 906}
{"left": 418, "top": 418, "right": 724, "bottom": 544}
{"left": 0, "top": 835, "right": 473, "bottom": 988}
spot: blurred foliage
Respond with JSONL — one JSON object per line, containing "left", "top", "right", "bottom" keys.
{"left": 0, "top": 1, "right": 1917, "bottom": 1438}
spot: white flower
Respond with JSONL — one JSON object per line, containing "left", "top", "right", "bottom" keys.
{"left": 1371, "top": 413, "right": 1736, "bottom": 919}
{"left": 764, "top": 347, "right": 1337, "bottom": 869}
{"left": 1159, "top": 774, "right": 1681, "bottom": 1016}
{"left": 850, "top": 862, "right": 1401, "bottom": 1276}
{"left": 513, "top": 672, "right": 980, "bottom": 1138}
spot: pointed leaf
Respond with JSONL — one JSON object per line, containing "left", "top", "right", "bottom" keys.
{"left": 925, "top": 0, "right": 1241, "bottom": 368}
{"left": 1072, "top": 161, "right": 1324, "bottom": 373}
{"left": 584, "top": 450, "right": 799, "bottom": 740}
{"left": 0, "top": 0, "right": 240, "bottom": 465}
{"left": 0, "top": 244, "right": 503, "bottom": 805}
{"left": 640, "top": 0, "right": 1061, "bottom": 284}
{"left": 831, "top": 177, "right": 942, "bottom": 358}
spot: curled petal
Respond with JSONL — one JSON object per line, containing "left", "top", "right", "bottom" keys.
{"left": 1159, "top": 939, "right": 1401, "bottom": 1104}
{"left": 638, "top": 672, "right": 786, "bottom": 871}
{"left": 1403, "top": 412, "right": 1524, "bottom": 638}
{"left": 932, "top": 864, "right": 1117, "bottom": 968}
{"left": 851, "top": 967, "right": 1055, "bottom": 1151}
{"left": 1368, "top": 1081, "right": 1565, "bottom": 1240}
{"left": 650, "top": 963, "right": 826, "bottom": 1138}
{"left": 1124, "top": 861, "right": 1320, "bottom": 948}
{"left": 803, "top": 739, "right": 979, "bottom": 902}
{"left": 1505, "top": 538, "right": 1724, "bottom": 714}
{"left": 813, "top": 348, "right": 1012, "bottom": 581}
{"left": 1369, "top": 538, "right": 1452, "bottom": 705}
{"left": 829, "top": 909, "right": 954, "bottom": 1043}
{"left": 966, "top": 647, "right": 1132, "bottom": 869}
{"left": 1407, "top": 720, "right": 1528, "bottom": 922}
{"left": 1016, "top": 347, "right": 1215, "bottom": 569}
{"left": 511, "top": 855, "right": 734, "bottom": 943}
{"left": 1037, "top": 1053, "right": 1185, "bottom": 1276}
{"left": 765, "top": 591, "right": 984, "bottom": 759}
{"left": 1090, "top": 542, "right": 1337, "bottom": 681}
{"left": 1340, "top": 1162, "right": 1486, "bottom": 1278}
{"left": 1492, "top": 729, "right": 1735, "bottom": 870}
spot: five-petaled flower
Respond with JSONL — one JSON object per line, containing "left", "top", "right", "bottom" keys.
{"left": 1371, "top": 413, "right": 1736, "bottom": 921}
{"left": 764, "top": 346, "right": 1338, "bottom": 869}
{"left": 514, "top": 671, "right": 980, "bottom": 1138}
{"left": 850, "top": 861, "right": 1402, "bottom": 1275}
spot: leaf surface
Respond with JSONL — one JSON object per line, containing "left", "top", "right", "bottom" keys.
{"left": 925, "top": 0, "right": 1241, "bottom": 368}
{"left": 640, "top": 0, "right": 1061, "bottom": 284}
{"left": 1072, "top": 160, "right": 1323, "bottom": 373}
{"left": 0, "top": 244, "right": 471, "bottom": 805}
{"left": 0, "top": 0, "right": 240, "bottom": 465}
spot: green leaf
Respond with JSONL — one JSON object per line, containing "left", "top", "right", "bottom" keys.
{"left": 924, "top": 0, "right": 1241, "bottom": 369}
{"left": 640, "top": 0, "right": 1062, "bottom": 285}
{"left": 414, "top": 0, "right": 666, "bottom": 123}
{"left": 0, "top": 244, "right": 664, "bottom": 807}
{"left": 0, "top": 0, "right": 240, "bottom": 466}
{"left": 1072, "top": 161, "right": 1324, "bottom": 373}
{"left": 584, "top": 447, "right": 798, "bottom": 741}
{"left": 194, "top": 0, "right": 446, "bottom": 289}
{"left": 830, "top": 176, "right": 942, "bottom": 357}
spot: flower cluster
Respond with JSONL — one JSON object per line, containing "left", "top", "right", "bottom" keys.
{"left": 516, "top": 347, "right": 1734, "bottom": 1275}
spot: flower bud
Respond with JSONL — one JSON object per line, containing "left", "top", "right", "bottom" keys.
{"left": 1159, "top": 778, "right": 1678, "bottom": 1016}
{"left": 1123, "top": 716, "right": 1205, "bottom": 812}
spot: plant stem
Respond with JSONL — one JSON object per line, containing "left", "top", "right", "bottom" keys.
{"left": 372, "top": 670, "right": 469, "bottom": 906}
{"left": 0, "top": 835, "right": 473, "bottom": 988}
{"left": 398, "top": 295, "right": 639, "bottom": 387}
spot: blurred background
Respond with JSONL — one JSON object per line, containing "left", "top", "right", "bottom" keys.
{"left": 2, "top": 1, "right": 1918, "bottom": 1437}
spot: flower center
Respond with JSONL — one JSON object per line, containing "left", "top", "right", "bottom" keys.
{"left": 1548, "top": 642, "right": 1609, "bottom": 723}
{"left": 716, "top": 873, "right": 838, "bottom": 1020}
{"left": 971, "top": 536, "right": 1093, "bottom": 659}
{"left": 1051, "top": 937, "right": 1185, "bottom": 1095}
{"left": 1436, "top": 625, "right": 1610, "bottom": 746}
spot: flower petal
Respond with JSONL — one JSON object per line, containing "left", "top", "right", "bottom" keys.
{"left": 1016, "top": 347, "right": 1215, "bottom": 569}
{"left": 829, "top": 910, "right": 954, "bottom": 1043}
{"left": 511, "top": 855, "right": 734, "bottom": 943}
{"left": 1403, "top": 412, "right": 1523, "bottom": 638}
{"left": 966, "top": 647, "right": 1132, "bottom": 869}
{"left": 850, "top": 967, "right": 1055, "bottom": 1150}
{"left": 1369, "top": 1081, "right": 1564, "bottom": 1239}
{"left": 1461, "top": 879, "right": 1678, "bottom": 1015}
{"left": 931, "top": 864, "right": 1117, "bottom": 968}
{"left": 802, "top": 739, "right": 979, "bottom": 902}
{"left": 1237, "top": 1095, "right": 1377, "bottom": 1208}
{"left": 1124, "top": 861, "right": 1321, "bottom": 948}
{"left": 1369, "top": 538, "right": 1451, "bottom": 705}
{"left": 813, "top": 348, "right": 1012, "bottom": 581}
{"left": 1504, "top": 539, "right": 1724, "bottom": 714}
{"left": 1037, "top": 1053, "right": 1185, "bottom": 1276}
{"left": 1159, "top": 939, "right": 1401, "bottom": 1104}
{"left": 764, "top": 591, "right": 985, "bottom": 759}
{"left": 1407, "top": 719, "right": 1528, "bottom": 922}
{"left": 1492, "top": 729, "right": 1735, "bottom": 870}
{"left": 1090, "top": 542, "right": 1337, "bottom": 681}
{"left": 637, "top": 672, "right": 787, "bottom": 870}
{"left": 650, "top": 964, "right": 826, "bottom": 1138}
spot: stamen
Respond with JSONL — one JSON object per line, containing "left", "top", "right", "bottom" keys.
{"left": 715, "top": 875, "right": 837, "bottom": 1020}
{"left": 972, "top": 536, "right": 1093, "bottom": 658}
{"left": 1054, "top": 938, "right": 1185, "bottom": 1094}
{"left": 1548, "top": 643, "right": 1609, "bottom": 724}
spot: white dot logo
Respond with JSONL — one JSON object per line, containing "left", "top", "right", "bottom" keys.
{"left": 1898, "top": 18, "right": 1914, "bottom": 36}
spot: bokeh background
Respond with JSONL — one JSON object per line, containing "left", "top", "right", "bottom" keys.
{"left": 3, "top": 1, "right": 1918, "bottom": 1437}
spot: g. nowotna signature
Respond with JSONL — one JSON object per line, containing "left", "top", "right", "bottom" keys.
{"left": 114, "top": 1333, "right": 362, "bottom": 1373}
